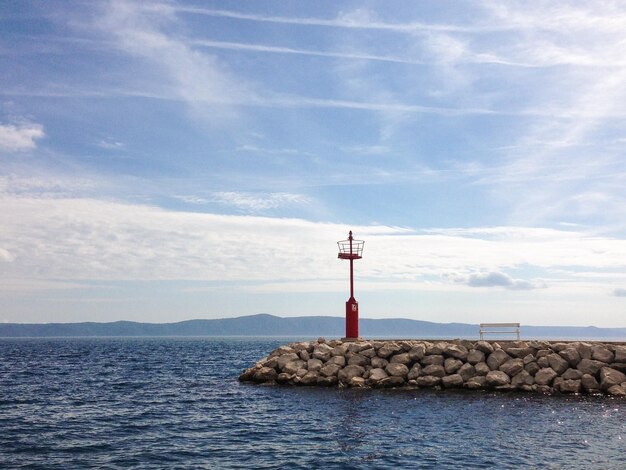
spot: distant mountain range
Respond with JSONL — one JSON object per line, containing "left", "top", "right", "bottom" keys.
{"left": 1, "top": 314, "right": 625, "bottom": 340}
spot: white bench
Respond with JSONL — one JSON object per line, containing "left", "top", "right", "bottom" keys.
{"left": 479, "top": 323, "right": 520, "bottom": 340}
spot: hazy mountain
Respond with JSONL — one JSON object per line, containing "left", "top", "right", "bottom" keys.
{"left": 1, "top": 314, "right": 625, "bottom": 340}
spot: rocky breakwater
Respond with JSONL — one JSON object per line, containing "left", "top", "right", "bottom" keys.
{"left": 239, "top": 338, "right": 626, "bottom": 396}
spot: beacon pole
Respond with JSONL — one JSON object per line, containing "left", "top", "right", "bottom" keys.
{"left": 337, "top": 231, "right": 364, "bottom": 340}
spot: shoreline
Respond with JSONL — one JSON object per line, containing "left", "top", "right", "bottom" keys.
{"left": 239, "top": 338, "right": 626, "bottom": 396}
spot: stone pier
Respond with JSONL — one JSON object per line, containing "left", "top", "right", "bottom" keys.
{"left": 239, "top": 338, "right": 626, "bottom": 396}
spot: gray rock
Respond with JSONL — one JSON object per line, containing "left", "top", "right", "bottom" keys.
{"left": 330, "top": 344, "right": 349, "bottom": 357}
{"left": 377, "top": 342, "right": 403, "bottom": 358}
{"left": 312, "top": 350, "right": 331, "bottom": 362}
{"left": 511, "top": 370, "right": 534, "bottom": 387}
{"left": 253, "top": 367, "right": 278, "bottom": 382}
{"left": 276, "top": 372, "right": 293, "bottom": 384}
{"left": 385, "top": 363, "right": 409, "bottom": 378}
{"left": 547, "top": 354, "right": 569, "bottom": 375}
{"left": 474, "top": 362, "right": 490, "bottom": 376}
{"left": 296, "top": 368, "right": 308, "bottom": 378}
{"left": 558, "top": 348, "right": 581, "bottom": 367}
{"left": 444, "top": 358, "right": 464, "bottom": 374}
{"left": 523, "top": 354, "right": 536, "bottom": 365}
{"left": 371, "top": 357, "right": 389, "bottom": 369}
{"left": 561, "top": 368, "right": 583, "bottom": 380}
{"left": 283, "top": 360, "right": 306, "bottom": 374}
{"left": 317, "top": 337, "right": 327, "bottom": 344}
{"left": 407, "top": 364, "right": 422, "bottom": 380}
{"left": 316, "top": 376, "right": 337, "bottom": 387}
{"left": 380, "top": 376, "right": 406, "bottom": 387}
{"left": 611, "top": 363, "right": 626, "bottom": 373}
{"left": 591, "top": 345, "right": 614, "bottom": 363}
{"left": 368, "top": 368, "right": 389, "bottom": 383}
{"left": 614, "top": 346, "right": 626, "bottom": 363}
{"left": 327, "top": 356, "right": 346, "bottom": 367}
{"left": 525, "top": 362, "right": 540, "bottom": 376}
{"left": 348, "top": 354, "right": 370, "bottom": 367}
{"left": 299, "top": 371, "right": 319, "bottom": 386}
{"left": 533, "top": 384, "right": 554, "bottom": 395}
{"left": 458, "top": 363, "right": 476, "bottom": 381}
{"left": 576, "top": 358, "right": 606, "bottom": 376}
{"left": 409, "top": 344, "right": 426, "bottom": 361}
{"left": 536, "top": 349, "right": 551, "bottom": 358}
{"left": 537, "top": 356, "right": 550, "bottom": 368}
{"left": 299, "top": 350, "right": 310, "bottom": 361}
{"left": 239, "top": 368, "right": 256, "bottom": 382}
{"left": 487, "top": 349, "right": 511, "bottom": 370}
{"left": 475, "top": 341, "right": 494, "bottom": 354}
{"left": 338, "top": 365, "right": 366, "bottom": 383}
{"left": 581, "top": 374, "right": 600, "bottom": 392}
{"left": 360, "top": 347, "right": 377, "bottom": 358}
{"left": 505, "top": 347, "right": 535, "bottom": 359}
{"left": 441, "top": 374, "right": 464, "bottom": 388}
{"left": 465, "top": 376, "right": 486, "bottom": 389}
{"left": 443, "top": 344, "right": 469, "bottom": 360}
{"left": 348, "top": 376, "right": 366, "bottom": 387}
{"left": 607, "top": 385, "right": 626, "bottom": 396}
{"left": 499, "top": 358, "right": 524, "bottom": 377}
{"left": 485, "top": 371, "right": 511, "bottom": 387}
{"left": 307, "top": 358, "right": 323, "bottom": 372}
{"left": 277, "top": 353, "right": 301, "bottom": 369}
{"left": 390, "top": 353, "right": 411, "bottom": 365}
{"left": 467, "top": 349, "right": 485, "bottom": 365}
{"left": 320, "top": 364, "right": 343, "bottom": 377}
{"left": 534, "top": 368, "right": 558, "bottom": 386}
{"left": 422, "top": 364, "right": 446, "bottom": 378}
{"left": 426, "top": 342, "right": 446, "bottom": 355}
{"left": 558, "top": 379, "right": 581, "bottom": 394}
{"left": 600, "top": 367, "right": 626, "bottom": 390}
{"left": 576, "top": 342, "right": 592, "bottom": 360}
{"left": 421, "top": 354, "right": 445, "bottom": 367}
{"left": 416, "top": 375, "right": 441, "bottom": 387}
{"left": 270, "top": 345, "right": 295, "bottom": 357}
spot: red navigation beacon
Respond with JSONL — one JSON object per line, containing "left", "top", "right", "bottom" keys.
{"left": 337, "top": 231, "right": 364, "bottom": 340}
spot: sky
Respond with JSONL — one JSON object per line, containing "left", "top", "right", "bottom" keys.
{"left": 1, "top": 0, "right": 626, "bottom": 327}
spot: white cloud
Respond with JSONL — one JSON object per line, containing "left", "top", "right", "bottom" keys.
{"left": 614, "top": 288, "right": 626, "bottom": 297}
{"left": 0, "top": 122, "right": 44, "bottom": 151}
{"left": 459, "top": 271, "right": 546, "bottom": 290}
{"left": 212, "top": 191, "right": 310, "bottom": 211}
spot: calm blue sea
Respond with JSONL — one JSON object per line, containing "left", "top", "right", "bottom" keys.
{"left": 1, "top": 337, "right": 624, "bottom": 469}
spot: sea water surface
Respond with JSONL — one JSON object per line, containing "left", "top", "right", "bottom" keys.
{"left": 1, "top": 337, "right": 624, "bottom": 469}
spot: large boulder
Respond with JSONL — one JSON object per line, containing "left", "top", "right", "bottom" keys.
{"left": 511, "top": 370, "right": 534, "bottom": 387}
{"left": 443, "top": 344, "right": 469, "bottom": 360}
{"left": 485, "top": 371, "right": 511, "bottom": 387}
{"left": 591, "top": 345, "right": 614, "bottom": 363}
{"left": 377, "top": 342, "right": 404, "bottom": 358}
{"left": 467, "top": 349, "right": 485, "bottom": 365}
{"left": 330, "top": 344, "right": 349, "bottom": 357}
{"left": 524, "top": 362, "right": 541, "bottom": 376}
{"left": 475, "top": 341, "right": 494, "bottom": 354}
{"left": 441, "top": 374, "right": 464, "bottom": 388}
{"left": 559, "top": 348, "right": 581, "bottom": 367}
{"left": 465, "top": 376, "right": 486, "bottom": 390}
{"left": 407, "top": 364, "right": 422, "bottom": 380}
{"left": 299, "top": 371, "right": 319, "bottom": 386}
{"left": 607, "top": 385, "right": 626, "bottom": 396}
{"left": 409, "top": 344, "right": 426, "bottom": 361}
{"left": 367, "top": 368, "right": 389, "bottom": 384}
{"left": 505, "top": 347, "right": 535, "bottom": 359}
{"left": 307, "top": 358, "right": 323, "bottom": 372}
{"left": 499, "top": 358, "right": 524, "bottom": 377}
{"left": 474, "top": 362, "right": 490, "bottom": 376}
{"left": 547, "top": 354, "right": 569, "bottom": 375}
{"left": 312, "top": 344, "right": 333, "bottom": 362}
{"left": 360, "top": 347, "right": 377, "bottom": 358}
{"left": 422, "top": 364, "right": 446, "bottom": 378}
{"left": 348, "top": 354, "right": 369, "bottom": 367}
{"left": 458, "top": 363, "right": 476, "bottom": 382}
{"left": 614, "top": 346, "right": 626, "bottom": 363}
{"left": 277, "top": 353, "right": 301, "bottom": 370}
{"left": 487, "top": 349, "right": 511, "bottom": 370}
{"left": 416, "top": 375, "right": 441, "bottom": 387}
{"left": 576, "top": 358, "right": 606, "bottom": 376}
{"left": 581, "top": 374, "right": 600, "bottom": 392}
{"left": 444, "top": 358, "right": 464, "bottom": 374}
{"left": 338, "top": 365, "right": 366, "bottom": 383}
{"left": 317, "top": 376, "right": 337, "bottom": 387}
{"left": 283, "top": 360, "right": 306, "bottom": 374}
{"left": 557, "top": 379, "right": 581, "bottom": 394}
{"left": 390, "top": 353, "right": 411, "bottom": 365}
{"left": 320, "top": 363, "right": 343, "bottom": 377}
{"left": 371, "top": 357, "right": 389, "bottom": 369}
{"left": 421, "top": 355, "right": 444, "bottom": 366}
{"left": 534, "top": 368, "right": 558, "bottom": 386}
{"left": 600, "top": 367, "right": 626, "bottom": 390}
{"left": 253, "top": 367, "right": 278, "bottom": 382}
{"left": 380, "top": 376, "right": 406, "bottom": 388}
{"left": 561, "top": 368, "right": 583, "bottom": 380}
{"left": 386, "top": 363, "right": 409, "bottom": 378}
{"left": 326, "top": 356, "right": 346, "bottom": 367}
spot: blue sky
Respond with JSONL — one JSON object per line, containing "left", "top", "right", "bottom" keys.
{"left": 1, "top": 0, "right": 626, "bottom": 327}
